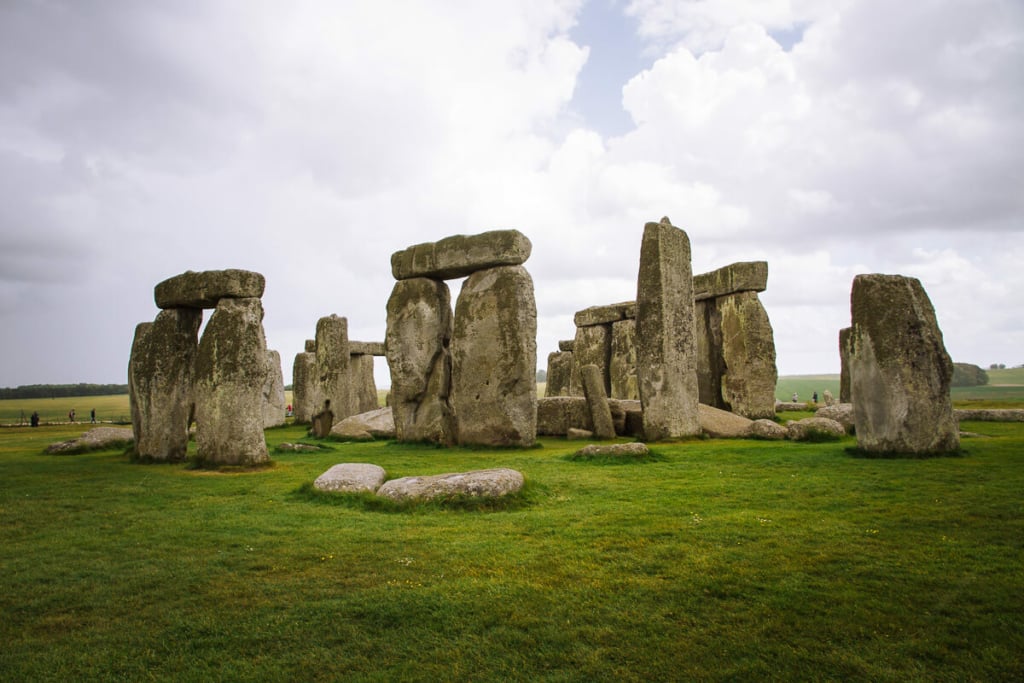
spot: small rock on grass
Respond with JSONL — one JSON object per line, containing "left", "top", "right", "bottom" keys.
{"left": 573, "top": 442, "right": 650, "bottom": 458}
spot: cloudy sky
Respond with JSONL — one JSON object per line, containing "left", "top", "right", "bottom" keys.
{"left": 1, "top": 0, "right": 1021, "bottom": 389}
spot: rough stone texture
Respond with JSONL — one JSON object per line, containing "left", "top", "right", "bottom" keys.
{"left": 748, "top": 419, "right": 788, "bottom": 440}
{"left": 849, "top": 274, "right": 960, "bottom": 455}
{"left": 536, "top": 396, "right": 591, "bottom": 436}
{"left": 775, "top": 401, "right": 808, "bottom": 412}
{"left": 46, "top": 427, "right": 135, "bottom": 455}
{"left": 558, "top": 339, "right": 575, "bottom": 352}
{"left": 377, "top": 468, "right": 525, "bottom": 501}
{"left": 786, "top": 417, "right": 846, "bottom": 441}
{"left": 129, "top": 309, "right": 202, "bottom": 462}
{"left": 310, "top": 406, "right": 334, "bottom": 438}
{"left": 822, "top": 389, "right": 836, "bottom": 406}
{"left": 692, "top": 261, "right": 768, "bottom": 301}
{"left": 839, "top": 327, "right": 853, "bottom": 403}
{"left": 331, "top": 407, "right": 396, "bottom": 440}
{"left": 545, "top": 351, "right": 573, "bottom": 397}
{"left": 193, "top": 297, "right": 270, "bottom": 465}
{"left": 718, "top": 291, "right": 778, "bottom": 419}
{"left": 954, "top": 409, "right": 1024, "bottom": 422}
{"left": 573, "top": 442, "right": 650, "bottom": 458}
{"left": 815, "top": 403, "right": 855, "bottom": 434}
{"left": 304, "top": 339, "right": 316, "bottom": 353}
{"left": 567, "top": 428, "right": 594, "bottom": 440}
{"left": 349, "top": 341, "right": 386, "bottom": 356}
{"left": 581, "top": 364, "right": 616, "bottom": 439}
{"left": 610, "top": 319, "right": 638, "bottom": 400}
{"left": 315, "top": 315, "right": 352, "bottom": 425}
{"left": 348, "top": 353, "right": 379, "bottom": 414}
{"left": 635, "top": 217, "right": 700, "bottom": 440}
{"left": 572, "top": 324, "right": 610, "bottom": 397}
{"left": 391, "top": 229, "right": 532, "bottom": 281}
{"left": 291, "top": 351, "right": 318, "bottom": 424}
{"left": 694, "top": 299, "right": 726, "bottom": 409}
{"left": 155, "top": 269, "right": 265, "bottom": 309}
{"left": 574, "top": 301, "right": 635, "bottom": 327}
{"left": 313, "top": 463, "right": 387, "bottom": 493}
{"left": 612, "top": 399, "right": 644, "bottom": 437}
{"left": 698, "top": 404, "right": 754, "bottom": 438}
{"left": 386, "top": 278, "right": 454, "bottom": 444}
{"left": 277, "top": 442, "right": 322, "bottom": 453}
{"left": 451, "top": 265, "right": 537, "bottom": 447}
{"left": 262, "top": 350, "right": 287, "bottom": 428}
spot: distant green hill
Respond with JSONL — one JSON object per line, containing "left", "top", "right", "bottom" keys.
{"left": 0, "top": 384, "right": 129, "bottom": 400}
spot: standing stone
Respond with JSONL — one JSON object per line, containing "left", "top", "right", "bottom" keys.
{"left": 193, "top": 297, "right": 270, "bottom": 466}
{"left": 451, "top": 265, "right": 537, "bottom": 447}
{"left": 291, "top": 350, "right": 318, "bottom": 424}
{"left": 315, "top": 315, "right": 352, "bottom": 425}
{"left": 718, "top": 291, "right": 778, "bottom": 419}
{"left": 635, "top": 217, "right": 700, "bottom": 440}
{"left": 694, "top": 299, "right": 727, "bottom": 408}
{"left": 385, "top": 278, "right": 454, "bottom": 444}
{"left": 128, "top": 309, "right": 202, "bottom": 462}
{"left": 839, "top": 327, "right": 853, "bottom": 403}
{"left": 262, "top": 350, "right": 286, "bottom": 428}
{"left": 349, "top": 353, "right": 379, "bottom": 414}
{"left": 581, "top": 364, "right": 616, "bottom": 439}
{"left": 545, "top": 351, "right": 573, "bottom": 397}
{"left": 849, "top": 274, "right": 959, "bottom": 455}
{"left": 609, "top": 319, "right": 638, "bottom": 400}
{"left": 572, "top": 324, "right": 610, "bottom": 396}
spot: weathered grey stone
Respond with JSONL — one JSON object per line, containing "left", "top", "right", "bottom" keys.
{"left": 694, "top": 299, "right": 726, "bottom": 409}
{"left": 391, "top": 230, "right": 532, "bottom": 280}
{"left": 558, "top": 339, "right": 575, "bottom": 352}
{"left": 545, "top": 351, "right": 573, "bottom": 397}
{"left": 718, "top": 291, "right": 778, "bottom": 419}
{"left": 635, "top": 217, "right": 700, "bottom": 440}
{"left": 581, "top": 364, "right": 616, "bottom": 440}
{"left": 377, "top": 468, "right": 525, "bottom": 501}
{"left": 386, "top": 278, "right": 454, "bottom": 444}
{"left": 536, "top": 396, "right": 592, "bottom": 435}
{"left": 748, "top": 419, "right": 788, "bottom": 440}
{"left": 129, "top": 309, "right": 201, "bottom": 462}
{"left": 954, "top": 409, "right": 1024, "bottom": 422}
{"left": 572, "top": 324, "right": 610, "bottom": 397}
{"left": 291, "top": 351, "right": 318, "bottom": 424}
{"left": 304, "top": 339, "right": 316, "bottom": 353}
{"left": 574, "top": 301, "right": 635, "bottom": 327}
{"left": 567, "top": 428, "right": 594, "bottom": 440}
{"left": 330, "top": 407, "right": 396, "bottom": 440}
{"left": 698, "top": 404, "right": 754, "bottom": 438}
{"left": 573, "top": 442, "right": 650, "bottom": 458}
{"left": 822, "top": 389, "right": 836, "bottom": 407}
{"left": 315, "top": 315, "right": 352, "bottom": 425}
{"left": 314, "top": 463, "right": 387, "bottom": 493}
{"left": 849, "top": 274, "right": 959, "bottom": 455}
{"left": 839, "top": 327, "right": 853, "bottom": 403}
{"left": 609, "top": 319, "right": 638, "bottom": 400}
{"left": 815, "top": 403, "right": 855, "bottom": 433}
{"left": 277, "top": 442, "right": 322, "bottom": 453}
{"left": 786, "top": 417, "right": 846, "bottom": 441}
{"left": 348, "top": 353, "right": 379, "bottom": 414}
{"left": 775, "top": 401, "right": 807, "bottom": 412}
{"left": 611, "top": 399, "right": 644, "bottom": 437}
{"left": 46, "top": 427, "right": 134, "bottom": 455}
{"left": 193, "top": 297, "right": 270, "bottom": 465}
{"left": 349, "top": 341, "right": 386, "bottom": 356}
{"left": 154, "top": 269, "right": 265, "bottom": 309}
{"left": 451, "top": 265, "right": 537, "bottom": 447}
{"left": 310, "top": 405, "right": 334, "bottom": 438}
{"left": 262, "top": 350, "right": 286, "bottom": 429}
{"left": 692, "top": 261, "right": 768, "bottom": 301}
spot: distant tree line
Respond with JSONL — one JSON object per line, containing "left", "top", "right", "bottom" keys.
{"left": 951, "top": 363, "right": 989, "bottom": 388}
{"left": 0, "top": 384, "right": 129, "bottom": 399}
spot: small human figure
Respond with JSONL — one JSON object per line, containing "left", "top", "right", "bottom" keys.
{"left": 31, "top": 411, "right": 40, "bottom": 427}
{"left": 286, "top": 404, "right": 293, "bottom": 417}
{"left": 69, "top": 408, "right": 76, "bottom": 423}
{"left": 812, "top": 391, "right": 818, "bottom": 404}
{"left": 90, "top": 408, "right": 96, "bottom": 423}
{"left": 791, "top": 392, "right": 798, "bottom": 403}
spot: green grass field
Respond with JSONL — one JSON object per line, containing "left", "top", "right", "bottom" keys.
{"left": 1, "top": 420, "right": 1022, "bottom": 681}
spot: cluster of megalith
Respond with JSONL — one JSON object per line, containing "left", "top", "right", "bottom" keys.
{"left": 129, "top": 269, "right": 283, "bottom": 465}
{"left": 385, "top": 230, "right": 537, "bottom": 447}
{"left": 545, "top": 219, "right": 778, "bottom": 436}
{"left": 290, "top": 316, "right": 382, "bottom": 435}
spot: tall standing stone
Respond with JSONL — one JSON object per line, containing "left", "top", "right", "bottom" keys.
{"left": 451, "top": 265, "right": 537, "bottom": 447}
{"left": 849, "top": 274, "right": 959, "bottom": 455}
{"left": 262, "top": 350, "right": 286, "bottom": 428}
{"left": 609, "top": 319, "right": 638, "bottom": 400}
{"left": 581, "top": 364, "right": 616, "bottom": 439}
{"left": 349, "top": 353, "right": 379, "bottom": 414}
{"left": 128, "top": 309, "right": 202, "bottom": 462}
{"left": 572, "top": 325, "right": 611, "bottom": 396}
{"left": 291, "top": 348, "right": 318, "bottom": 424}
{"left": 718, "top": 291, "right": 778, "bottom": 419}
{"left": 839, "top": 327, "right": 853, "bottom": 403}
{"left": 386, "top": 278, "right": 454, "bottom": 444}
{"left": 193, "top": 297, "right": 270, "bottom": 465}
{"left": 545, "top": 351, "right": 573, "bottom": 397}
{"left": 694, "top": 299, "right": 726, "bottom": 408}
{"left": 315, "top": 315, "right": 352, "bottom": 424}
{"left": 635, "top": 217, "right": 700, "bottom": 440}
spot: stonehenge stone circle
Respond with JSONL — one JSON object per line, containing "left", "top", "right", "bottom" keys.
{"left": 848, "top": 274, "right": 959, "bottom": 455}
{"left": 262, "top": 350, "right": 287, "bottom": 429}
{"left": 580, "top": 363, "right": 616, "bottom": 440}
{"left": 717, "top": 291, "right": 777, "bottom": 419}
{"left": 545, "top": 351, "right": 573, "bottom": 397}
{"left": 572, "top": 324, "right": 611, "bottom": 396}
{"left": 376, "top": 468, "right": 525, "bottom": 501}
{"left": 635, "top": 217, "right": 700, "bottom": 440}
{"left": 451, "top": 264, "right": 537, "bottom": 447}
{"left": 291, "top": 349, "right": 318, "bottom": 423}
{"left": 193, "top": 297, "right": 270, "bottom": 465}
{"left": 391, "top": 229, "right": 532, "bottom": 281}
{"left": 154, "top": 269, "right": 265, "bottom": 309}
{"left": 609, "top": 319, "right": 638, "bottom": 400}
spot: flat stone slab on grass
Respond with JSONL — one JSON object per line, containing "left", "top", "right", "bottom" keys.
{"left": 376, "top": 468, "right": 524, "bottom": 501}
{"left": 573, "top": 442, "right": 650, "bottom": 458}
{"left": 748, "top": 419, "right": 788, "bottom": 440}
{"left": 314, "top": 463, "right": 388, "bottom": 493}
{"left": 154, "top": 269, "right": 266, "bottom": 309}
{"left": 331, "top": 407, "right": 396, "bottom": 440}
{"left": 786, "top": 417, "right": 846, "bottom": 441}
{"left": 277, "top": 443, "right": 323, "bottom": 453}
{"left": 46, "top": 427, "right": 135, "bottom": 455}
{"left": 699, "top": 404, "right": 754, "bottom": 438}
{"left": 954, "top": 409, "right": 1024, "bottom": 422}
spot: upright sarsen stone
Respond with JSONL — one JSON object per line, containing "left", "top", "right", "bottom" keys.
{"left": 451, "top": 265, "right": 537, "bottom": 447}
{"left": 839, "top": 327, "right": 853, "bottom": 403}
{"left": 718, "top": 291, "right": 777, "bottom": 419}
{"left": 849, "top": 274, "right": 959, "bottom": 455}
{"left": 291, "top": 350, "right": 317, "bottom": 424}
{"left": 128, "top": 309, "right": 201, "bottom": 462}
{"left": 262, "top": 350, "right": 286, "bottom": 428}
{"left": 315, "top": 315, "right": 352, "bottom": 424}
{"left": 545, "top": 351, "right": 573, "bottom": 397}
{"left": 193, "top": 297, "right": 270, "bottom": 465}
{"left": 349, "top": 353, "right": 379, "bottom": 414}
{"left": 635, "top": 217, "right": 700, "bottom": 440}
{"left": 610, "top": 319, "right": 638, "bottom": 400}
{"left": 572, "top": 324, "right": 611, "bottom": 397}
{"left": 385, "top": 278, "right": 454, "bottom": 444}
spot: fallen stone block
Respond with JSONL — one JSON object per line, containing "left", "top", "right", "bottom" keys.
{"left": 572, "top": 442, "right": 651, "bottom": 458}
{"left": 46, "top": 427, "right": 135, "bottom": 455}
{"left": 330, "top": 407, "right": 396, "bottom": 440}
{"left": 698, "top": 404, "right": 754, "bottom": 438}
{"left": 786, "top": 417, "right": 846, "bottom": 441}
{"left": 376, "top": 468, "right": 525, "bottom": 501}
{"left": 314, "top": 463, "right": 388, "bottom": 493}
{"left": 748, "top": 419, "right": 788, "bottom": 440}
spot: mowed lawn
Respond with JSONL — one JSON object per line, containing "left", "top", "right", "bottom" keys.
{"left": 1, "top": 416, "right": 1022, "bottom": 681}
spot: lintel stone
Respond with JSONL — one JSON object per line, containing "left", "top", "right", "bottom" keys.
{"left": 155, "top": 269, "right": 265, "bottom": 309}
{"left": 692, "top": 261, "right": 767, "bottom": 301}
{"left": 391, "top": 229, "right": 531, "bottom": 280}
{"left": 574, "top": 301, "right": 636, "bottom": 328}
